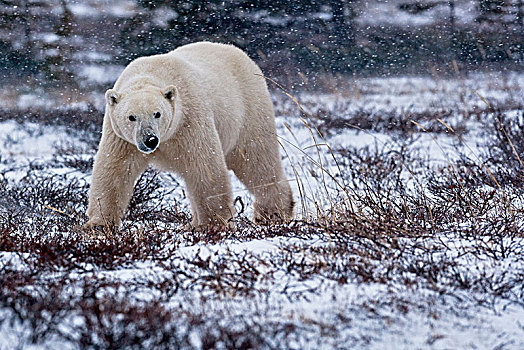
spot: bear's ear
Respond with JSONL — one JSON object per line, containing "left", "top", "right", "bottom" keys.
{"left": 105, "top": 89, "right": 120, "bottom": 106}
{"left": 163, "top": 85, "right": 177, "bottom": 101}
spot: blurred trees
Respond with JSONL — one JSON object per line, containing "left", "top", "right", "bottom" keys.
{"left": 0, "top": 0, "right": 523, "bottom": 86}
{"left": 0, "top": 0, "right": 76, "bottom": 84}
{"left": 0, "top": 0, "right": 45, "bottom": 72}
{"left": 477, "top": 0, "right": 506, "bottom": 23}
{"left": 122, "top": 0, "right": 524, "bottom": 76}
{"left": 44, "top": 0, "right": 76, "bottom": 82}
{"left": 119, "top": 0, "right": 358, "bottom": 72}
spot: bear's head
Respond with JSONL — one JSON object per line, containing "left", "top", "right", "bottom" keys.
{"left": 105, "top": 85, "right": 180, "bottom": 154}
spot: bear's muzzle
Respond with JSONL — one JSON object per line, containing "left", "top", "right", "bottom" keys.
{"left": 137, "top": 130, "right": 159, "bottom": 154}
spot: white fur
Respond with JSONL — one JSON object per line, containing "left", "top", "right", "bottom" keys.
{"left": 86, "top": 42, "right": 294, "bottom": 229}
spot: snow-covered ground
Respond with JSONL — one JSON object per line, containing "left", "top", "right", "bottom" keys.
{"left": 1, "top": 72, "right": 523, "bottom": 348}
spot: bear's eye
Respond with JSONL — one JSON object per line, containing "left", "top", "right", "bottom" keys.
{"left": 154, "top": 112, "right": 161, "bottom": 119}
{"left": 128, "top": 115, "right": 136, "bottom": 122}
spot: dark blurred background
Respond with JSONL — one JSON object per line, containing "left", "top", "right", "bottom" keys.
{"left": 1, "top": 0, "right": 523, "bottom": 93}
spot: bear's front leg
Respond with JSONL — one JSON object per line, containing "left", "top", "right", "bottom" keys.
{"left": 86, "top": 132, "right": 148, "bottom": 229}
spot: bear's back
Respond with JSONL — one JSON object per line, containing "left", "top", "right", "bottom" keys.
{"left": 168, "top": 42, "right": 274, "bottom": 155}
{"left": 171, "top": 42, "right": 256, "bottom": 71}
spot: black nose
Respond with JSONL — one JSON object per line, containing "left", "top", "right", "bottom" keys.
{"left": 144, "top": 135, "right": 159, "bottom": 150}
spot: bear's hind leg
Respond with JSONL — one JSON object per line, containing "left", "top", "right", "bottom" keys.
{"left": 182, "top": 170, "right": 235, "bottom": 229}
{"left": 227, "top": 142, "right": 294, "bottom": 224}
{"left": 179, "top": 149, "right": 235, "bottom": 229}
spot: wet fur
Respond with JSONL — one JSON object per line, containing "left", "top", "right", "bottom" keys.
{"left": 86, "top": 42, "right": 294, "bottom": 229}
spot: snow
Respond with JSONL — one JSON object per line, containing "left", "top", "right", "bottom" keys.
{"left": 357, "top": 0, "right": 479, "bottom": 27}
{"left": 79, "top": 64, "right": 125, "bottom": 84}
{"left": 2, "top": 0, "right": 523, "bottom": 345}
{"left": 66, "top": 0, "right": 137, "bottom": 18}
{"left": 0, "top": 120, "right": 90, "bottom": 183}
{"left": 1, "top": 72, "right": 523, "bottom": 348}
{"left": 0, "top": 120, "right": 68, "bottom": 160}
{"left": 73, "top": 51, "right": 112, "bottom": 62}
{"left": 16, "top": 94, "right": 54, "bottom": 110}
{"left": 3, "top": 234, "right": 521, "bottom": 348}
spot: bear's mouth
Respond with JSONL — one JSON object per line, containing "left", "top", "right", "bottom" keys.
{"left": 137, "top": 145, "right": 157, "bottom": 154}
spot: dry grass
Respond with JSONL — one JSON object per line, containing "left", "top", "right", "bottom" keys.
{"left": 0, "top": 86, "right": 523, "bottom": 347}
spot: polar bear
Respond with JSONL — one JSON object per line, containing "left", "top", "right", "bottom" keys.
{"left": 86, "top": 42, "right": 294, "bottom": 230}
